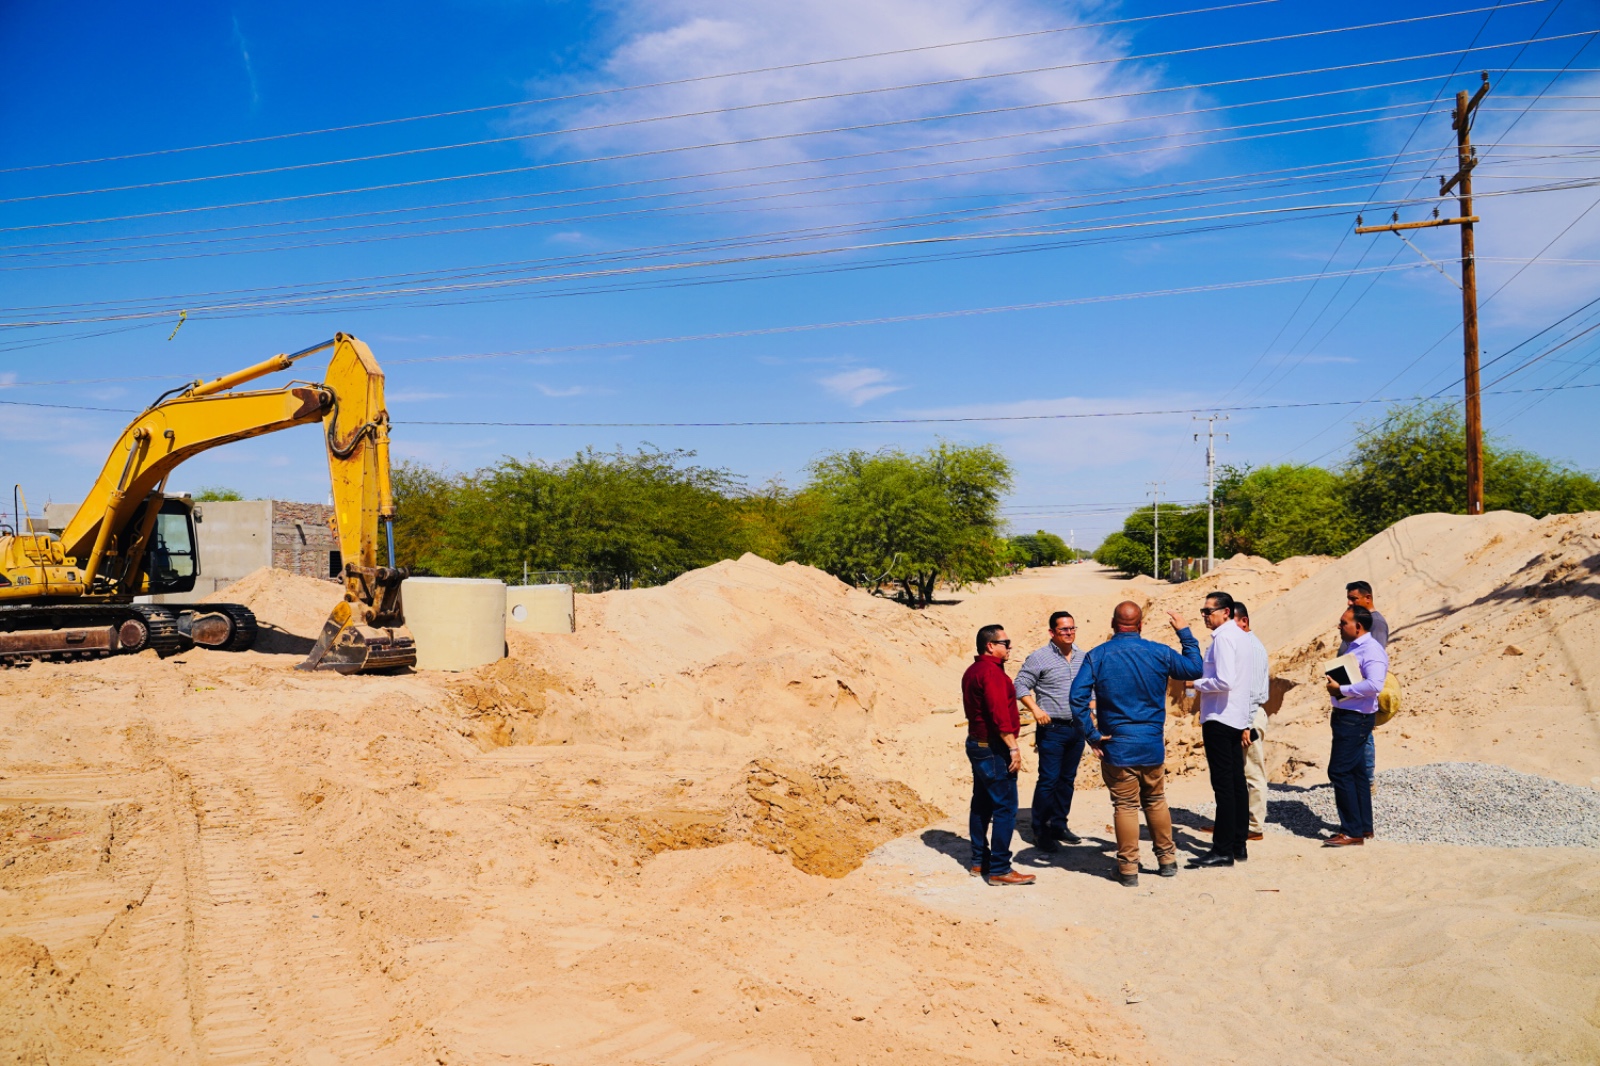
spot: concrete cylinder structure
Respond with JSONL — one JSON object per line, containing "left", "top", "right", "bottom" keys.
{"left": 402, "top": 577, "right": 506, "bottom": 671}
{"left": 506, "top": 584, "right": 575, "bottom": 634}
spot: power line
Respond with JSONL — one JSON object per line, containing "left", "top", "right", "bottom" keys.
{"left": 0, "top": 0, "right": 1291, "bottom": 175}
{"left": 1279, "top": 38, "right": 1600, "bottom": 463}
{"left": 14, "top": 382, "right": 1599, "bottom": 423}
{"left": 0, "top": 2, "right": 1550, "bottom": 203}
{"left": 1215, "top": 0, "right": 1513, "bottom": 410}
{"left": 3, "top": 252, "right": 1593, "bottom": 384}
{"left": 1296, "top": 285, "right": 1600, "bottom": 467}
{"left": 3, "top": 74, "right": 1566, "bottom": 257}
{"left": 4, "top": 243, "right": 1474, "bottom": 328}
{"left": 12, "top": 135, "right": 1519, "bottom": 276}
{"left": 6, "top": 92, "right": 1527, "bottom": 266}
{"left": 13, "top": 177, "right": 1595, "bottom": 328}
{"left": 7, "top": 43, "right": 1594, "bottom": 236}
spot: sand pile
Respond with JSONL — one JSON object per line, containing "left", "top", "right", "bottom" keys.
{"left": 201, "top": 566, "right": 345, "bottom": 653}
{"left": 1201, "top": 511, "right": 1600, "bottom": 786}
{"left": 1140, "top": 552, "right": 1332, "bottom": 625}
{"left": 740, "top": 758, "right": 942, "bottom": 876}
{"left": 497, "top": 553, "right": 966, "bottom": 763}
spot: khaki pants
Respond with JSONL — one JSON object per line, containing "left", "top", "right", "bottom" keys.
{"left": 1101, "top": 763, "right": 1175, "bottom": 873}
{"left": 1244, "top": 707, "right": 1268, "bottom": 834}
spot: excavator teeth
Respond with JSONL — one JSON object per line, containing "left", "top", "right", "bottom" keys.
{"left": 297, "top": 619, "right": 415, "bottom": 674}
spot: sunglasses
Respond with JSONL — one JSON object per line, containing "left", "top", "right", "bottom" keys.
{"left": 1200, "top": 606, "right": 1229, "bottom": 615}
{"left": 989, "top": 639, "right": 1012, "bottom": 648}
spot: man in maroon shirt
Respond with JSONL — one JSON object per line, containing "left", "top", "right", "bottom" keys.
{"left": 962, "top": 624, "right": 1036, "bottom": 886}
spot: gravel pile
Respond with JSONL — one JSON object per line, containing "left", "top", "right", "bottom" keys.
{"left": 1193, "top": 762, "right": 1600, "bottom": 848}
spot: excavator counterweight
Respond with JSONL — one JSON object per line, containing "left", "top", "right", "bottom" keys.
{"left": 0, "top": 333, "right": 416, "bottom": 673}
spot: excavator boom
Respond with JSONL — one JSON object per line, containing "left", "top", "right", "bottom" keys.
{"left": 0, "top": 333, "right": 415, "bottom": 673}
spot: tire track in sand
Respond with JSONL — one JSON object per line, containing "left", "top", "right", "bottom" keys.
{"left": 177, "top": 737, "right": 408, "bottom": 1065}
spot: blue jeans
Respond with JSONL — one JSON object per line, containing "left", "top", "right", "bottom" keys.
{"left": 1329, "top": 710, "right": 1376, "bottom": 837}
{"left": 1030, "top": 718, "right": 1085, "bottom": 843}
{"left": 1365, "top": 732, "right": 1376, "bottom": 782}
{"left": 967, "top": 738, "right": 1018, "bottom": 878}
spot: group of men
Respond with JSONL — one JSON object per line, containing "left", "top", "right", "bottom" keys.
{"left": 959, "top": 581, "right": 1392, "bottom": 887}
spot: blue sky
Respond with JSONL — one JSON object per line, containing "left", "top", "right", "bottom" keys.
{"left": 2, "top": 0, "right": 1597, "bottom": 549}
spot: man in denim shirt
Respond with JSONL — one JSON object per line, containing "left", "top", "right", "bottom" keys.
{"left": 1015, "top": 611, "right": 1087, "bottom": 851}
{"left": 1071, "top": 602, "right": 1203, "bottom": 886}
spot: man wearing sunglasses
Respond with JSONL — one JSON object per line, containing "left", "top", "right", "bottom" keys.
{"left": 961, "top": 625, "right": 1035, "bottom": 886}
{"left": 1188, "top": 592, "right": 1255, "bottom": 869}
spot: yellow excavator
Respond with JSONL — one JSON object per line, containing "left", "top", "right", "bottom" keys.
{"left": 0, "top": 332, "right": 415, "bottom": 673}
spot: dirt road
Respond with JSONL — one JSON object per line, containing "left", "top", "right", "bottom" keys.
{"left": 3, "top": 512, "right": 1597, "bottom": 1064}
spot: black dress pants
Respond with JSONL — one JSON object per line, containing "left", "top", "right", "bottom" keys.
{"left": 1202, "top": 719, "right": 1249, "bottom": 855}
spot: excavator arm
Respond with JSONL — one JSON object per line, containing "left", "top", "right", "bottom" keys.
{"left": 53, "top": 332, "right": 414, "bottom": 673}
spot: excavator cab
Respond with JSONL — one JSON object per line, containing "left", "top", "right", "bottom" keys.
{"left": 143, "top": 498, "right": 200, "bottom": 596}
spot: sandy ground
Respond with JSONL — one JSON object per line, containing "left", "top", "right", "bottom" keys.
{"left": 1, "top": 512, "right": 1597, "bottom": 1064}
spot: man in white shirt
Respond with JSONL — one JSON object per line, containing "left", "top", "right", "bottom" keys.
{"left": 1187, "top": 591, "right": 1254, "bottom": 869}
{"left": 1234, "top": 602, "right": 1271, "bottom": 841}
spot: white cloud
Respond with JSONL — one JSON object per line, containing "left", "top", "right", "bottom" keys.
{"left": 905, "top": 391, "right": 1210, "bottom": 468}
{"left": 819, "top": 366, "right": 904, "bottom": 405}
{"left": 517, "top": 0, "right": 1188, "bottom": 235}
{"left": 533, "top": 382, "right": 602, "bottom": 397}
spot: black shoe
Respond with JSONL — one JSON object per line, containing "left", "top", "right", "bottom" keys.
{"left": 1186, "top": 852, "right": 1235, "bottom": 869}
{"left": 1033, "top": 837, "right": 1060, "bottom": 854}
{"left": 1158, "top": 863, "right": 1177, "bottom": 878}
{"left": 1060, "top": 829, "right": 1082, "bottom": 845}
{"left": 1116, "top": 870, "right": 1139, "bottom": 887}
{"left": 1233, "top": 846, "right": 1249, "bottom": 862}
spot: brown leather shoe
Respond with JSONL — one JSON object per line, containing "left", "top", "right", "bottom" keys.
{"left": 969, "top": 865, "right": 982, "bottom": 878}
{"left": 986, "top": 870, "right": 1037, "bottom": 886}
{"left": 1248, "top": 832, "right": 1264, "bottom": 842}
{"left": 1323, "top": 834, "right": 1365, "bottom": 847}
{"left": 1363, "top": 832, "right": 1374, "bottom": 839}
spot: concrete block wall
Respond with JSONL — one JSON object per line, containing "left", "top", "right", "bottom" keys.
{"left": 268, "top": 500, "right": 340, "bottom": 579}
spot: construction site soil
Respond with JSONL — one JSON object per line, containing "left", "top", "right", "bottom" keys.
{"left": 2, "top": 511, "right": 1597, "bottom": 1064}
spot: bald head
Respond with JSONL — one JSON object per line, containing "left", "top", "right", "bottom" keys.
{"left": 1113, "top": 601, "right": 1144, "bottom": 633}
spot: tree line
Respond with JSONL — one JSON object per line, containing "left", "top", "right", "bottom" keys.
{"left": 386, "top": 441, "right": 1037, "bottom": 608}
{"left": 1095, "top": 403, "right": 1600, "bottom": 575}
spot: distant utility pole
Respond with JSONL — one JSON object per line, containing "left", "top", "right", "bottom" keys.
{"left": 1194, "top": 413, "right": 1230, "bottom": 574}
{"left": 1147, "top": 482, "right": 1165, "bottom": 579}
{"left": 1357, "top": 71, "right": 1489, "bottom": 515}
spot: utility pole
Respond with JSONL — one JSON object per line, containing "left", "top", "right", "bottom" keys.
{"left": 1356, "top": 71, "right": 1489, "bottom": 515}
{"left": 1147, "top": 482, "right": 1165, "bottom": 580}
{"left": 1194, "top": 414, "right": 1230, "bottom": 574}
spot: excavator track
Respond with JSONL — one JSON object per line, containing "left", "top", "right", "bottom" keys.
{"left": 0, "top": 602, "right": 185, "bottom": 666}
{"left": 206, "top": 603, "right": 258, "bottom": 652}
{"left": 131, "top": 604, "right": 187, "bottom": 657}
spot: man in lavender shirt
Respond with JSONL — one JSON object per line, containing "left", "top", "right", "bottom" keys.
{"left": 1323, "top": 605, "right": 1389, "bottom": 847}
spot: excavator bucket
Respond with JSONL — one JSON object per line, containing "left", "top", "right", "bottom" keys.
{"left": 297, "top": 567, "right": 416, "bottom": 674}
